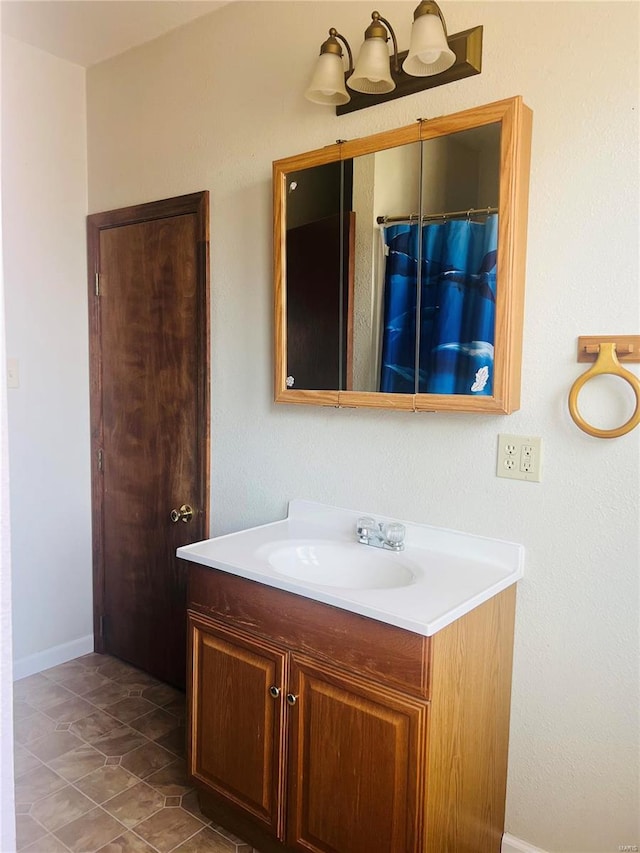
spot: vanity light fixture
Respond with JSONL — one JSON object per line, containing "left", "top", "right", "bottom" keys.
{"left": 304, "top": 1, "right": 482, "bottom": 115}
{"left": 348, "top": 12, "right": 398, "bottom": 95}
{"left": 403, "top": 0, "right": 456, "bottom": 76}
{"left": 304, "top": 28, "right": 353, "bottom": 106}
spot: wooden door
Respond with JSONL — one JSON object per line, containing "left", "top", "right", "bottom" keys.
{"left": 188, "top": 614, "right": 287, "bottom": 838}
{"left": 287, "top": 656, "right": 427, "bottom": 853}
{"left": 88, "top": 193, "right": 209, "bottom": 689}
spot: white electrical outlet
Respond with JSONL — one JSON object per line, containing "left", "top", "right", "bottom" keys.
{"left": 497, "top": 434, "right": 542, "bottom": 482}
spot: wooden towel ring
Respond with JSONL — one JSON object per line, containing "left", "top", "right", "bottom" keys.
{"left": 568, "top": 342, "right": 640, "bottom": 439}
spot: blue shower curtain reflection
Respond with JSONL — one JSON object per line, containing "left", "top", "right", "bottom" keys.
{"left": 379, "top": 224, "right": 418, "bottom": 393}
{"left": 380, "top": 215, "right": 498, "bottom": 395}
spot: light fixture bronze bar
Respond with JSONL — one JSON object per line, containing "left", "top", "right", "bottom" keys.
{"left": 337, "top": 25, "right": 482, "bottom": 116}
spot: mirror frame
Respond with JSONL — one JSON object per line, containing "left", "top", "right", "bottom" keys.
{"left": 273, "top": 96, "right": 532, "bottom": 413}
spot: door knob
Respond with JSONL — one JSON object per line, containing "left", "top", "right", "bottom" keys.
{"left": 269, "top": 686, "right": 281, "bottom": 699}
{"left": 170, "top": 504, "right": 193, "bottom": 523}
{"left": 286, "top": 693, "right": 298, "bottom": 706}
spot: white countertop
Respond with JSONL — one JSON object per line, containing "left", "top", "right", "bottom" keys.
{"left": 177, "top": 500, "right": 524, "bottom": 637}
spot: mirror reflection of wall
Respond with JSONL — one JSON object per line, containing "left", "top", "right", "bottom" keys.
{"left": 351, "top": 153, "right": 376, "bottom": 392}
{"left": 422, "top": 124, "right": 500, "bottom": 213}
{"left": 352, "top": 143, "right": 422, "bottom": 393}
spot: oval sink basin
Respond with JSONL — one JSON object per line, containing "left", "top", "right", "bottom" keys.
{"left": 266, "top": 541, "right": 416, "bottom": 590}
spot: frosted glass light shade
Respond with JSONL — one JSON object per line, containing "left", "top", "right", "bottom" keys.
{"left": 402, "top": 13, "right": 456, "bottom": 76}
{"left": 305, "top": 52, "right": 350, "bottom": 105}
{"left": 348, "top": 37, "right": 395, "bottom": 94}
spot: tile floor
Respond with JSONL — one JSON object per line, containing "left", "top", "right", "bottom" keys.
{"left": 12, "top": 653, "right": 260, "bottom": 853}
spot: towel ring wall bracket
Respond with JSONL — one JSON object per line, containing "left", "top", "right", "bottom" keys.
{"left": 568, "top": 336, "right": 640, "bottom": 439}
{"left": 576, "top": 334, "right": 640, "bottom": 363}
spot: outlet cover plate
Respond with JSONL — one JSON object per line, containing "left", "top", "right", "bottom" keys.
{"left": 497, "top": 434, "right": 542, "bottom": 482}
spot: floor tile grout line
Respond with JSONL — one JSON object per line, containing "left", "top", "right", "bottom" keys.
{"left": 24, "top": 790, "right": 203, "bottom": 845}
{"left": 124, "top": 803, "right": 210, "bottom": 853}
{"left": 62, "top": 754, "right": 190, "bottom": 810}
{"left": 21, "top": 674, "right": 178, "bottom": 737}
{"left": 14, "top": 655, "right": 207, "bottom": 853}
{"left": 17, "top": 717, "right": 157, "bottom": 770}
{"left": 24, "top": 663, "right": 180, "bottom": 708}
{"left": 18, "top": 789, "right": 228, "bottom": 853}
{"left": 125, "top": 824, "right": 165, "bottom": 853}
{"left": 39, "top": 695, "right": 185, "bottom": 738}
{"left": 65, "top": 765, "right": 195, "bottom": 818}
{"left": 49, "top": 741, "right": 193, "bottom": 818}
{"left": 16, "top": 671, "right": 186, "bottom": 730}
{"left": 15, "top": 705, "right": 186, "bottom": 812}
{"left": 21, "top": 758, "right": 197, "bottom": 847}
{"left": 47, "top": 799, "right": 131, "bottom": 852}
{"left": 16, "top": 803, "right": 78, "bottom": 852}
{"left": 16, "top": 737, "right": 187, "bottom": 802}
{"left": 20, "top": 766, "right": 131, "bottom": 842}
{"left": 165, "top": 819, "right": 210, "bottom": 853}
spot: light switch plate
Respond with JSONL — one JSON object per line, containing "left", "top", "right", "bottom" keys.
{"left": 7, "top": 358, "right": 19, "bottom": 389}
{"left": 497, "top": 434, "right": 542, "bottom": 482}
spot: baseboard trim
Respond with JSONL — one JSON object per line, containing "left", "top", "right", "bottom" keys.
{"left": 13, "top": 634, "right": 94, "bottom": 681}
{"left": 503, "top": 834, "right": 549, "bottom": 853}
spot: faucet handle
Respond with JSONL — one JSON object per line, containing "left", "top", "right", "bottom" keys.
{"left": 357, "top": 516, "right": 377, "bottom": 536}
{"left": 383, "top": 522, "right": 406, "bottom": 548}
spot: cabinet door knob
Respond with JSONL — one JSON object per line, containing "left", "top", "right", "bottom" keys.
{"left": 286, "top": 693, "right": 298, "bottom": 706}
{"left": 269, "top": 686, "right": 281, "bottom": 699}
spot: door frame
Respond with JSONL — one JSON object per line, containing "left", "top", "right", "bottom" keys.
{"left": 87, "top": 191, "right": 210, "bottom": 653}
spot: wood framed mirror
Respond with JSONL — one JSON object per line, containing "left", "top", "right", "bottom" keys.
{"left": 273, "top": 97, "right": 532, "bottom": 413}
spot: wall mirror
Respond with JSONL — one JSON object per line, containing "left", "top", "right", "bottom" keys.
{"left": 273, "top": 97, "right": 532, "bottom": 413}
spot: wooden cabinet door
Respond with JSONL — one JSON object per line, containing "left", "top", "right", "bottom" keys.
{"left": 188, "top": 614, "right": 287, "bottom": 838}
{"left": 286, "top": 656, "right": 428, "bottom": 853}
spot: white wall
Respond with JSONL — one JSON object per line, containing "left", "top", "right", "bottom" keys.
{"left": 86, "top": 1, "right": 637, "bottom": 850}
{"left": 2, "top": 36, "right": 93, "bottom": 675}
{"left": 0, "top": 32, "right": 17, "bottom": 845}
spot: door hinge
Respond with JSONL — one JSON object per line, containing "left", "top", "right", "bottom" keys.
{"left": 95, "top": 272, "right": 101, "bottom": 296}
{"left": 97, "top": 449, "right": 103, "bottom": 471}
{"left": 99, "top": 613, "right": 105, "bottom": 639}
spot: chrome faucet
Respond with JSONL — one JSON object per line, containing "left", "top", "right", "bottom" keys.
{"left": 356, "top": 517, "right": 406, "bottom": 551}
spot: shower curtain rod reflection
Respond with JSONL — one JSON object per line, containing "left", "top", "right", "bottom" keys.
{"left": 376, "top": 206, "right": 498, "bottom": 225}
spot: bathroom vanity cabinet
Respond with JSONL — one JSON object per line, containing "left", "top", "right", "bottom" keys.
{"left": 186, "top": 562, "right": 517, "bottom": 853}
